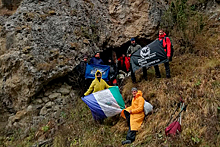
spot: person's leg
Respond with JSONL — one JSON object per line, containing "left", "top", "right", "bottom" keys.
{"left": 130, "top": 64, "right": 136, "bottom": 83}
{"left": 154, "top": 65, "right": 161, "bottom": 78}
{"left": 122, "top": 110, "right": 136, "bottom": 145}
{"left": 126, "top": 129, "right": 136, "bottom": 142}
{"left": 124, "top": 110, "right": 130, "bottom": 127}
{"left": 164, "top": 62, "right": 171, "bottom": 78}
{"left": 142, "top": 67, "right": 147, "bottom": 80}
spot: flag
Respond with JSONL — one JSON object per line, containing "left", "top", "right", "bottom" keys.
{"left": 85, "top": 63, "right": 110, "bottom": 81}
{"left": 130, "top": 40, "right": 169, "bottom": 73}
{"left": 82, "top": 86, "right": 125, "bottom": 120}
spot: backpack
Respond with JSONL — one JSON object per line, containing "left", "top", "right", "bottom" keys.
{"left": 164, "top": 37, "right": 174, "bottom": 62}
{"left": 144, "top": 101, "right": 153, "bottom": 115}
{"left": 165, "top": 99, "right": 187, "bottom": 137}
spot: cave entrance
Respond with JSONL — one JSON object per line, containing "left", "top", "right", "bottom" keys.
{"left": 100, "top": 38, "right": 153, "bottom": 64}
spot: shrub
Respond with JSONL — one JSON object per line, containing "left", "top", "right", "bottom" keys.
{"left": 160, "top": 0, "right": 205, "bottom": 51}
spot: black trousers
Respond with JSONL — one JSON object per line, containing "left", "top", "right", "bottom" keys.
{"left": 154, "top": 62, "right": 170, "bottom": 77}
{"left": 130, "top": 64, "right": 147, "bottom": 82}
{"left": 124, "top": 110, "right": 136, "bottom": 142}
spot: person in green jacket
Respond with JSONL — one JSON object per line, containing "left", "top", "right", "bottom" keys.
{"left": 127, "top": 38, "right": 147, "bottom": 83}
{"left": 84, "top": 70, "right": 110, "bottom": 96}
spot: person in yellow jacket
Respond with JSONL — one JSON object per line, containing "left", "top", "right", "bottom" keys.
{"left": 84, "top": 70, "right": 110, "bottom": 96}
{"left": 121, "top": 87, "right": 145, "bottom": 145}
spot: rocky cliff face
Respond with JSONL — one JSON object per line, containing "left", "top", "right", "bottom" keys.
{"left": 0, "top": 0, "right": 166, "bottom": 112}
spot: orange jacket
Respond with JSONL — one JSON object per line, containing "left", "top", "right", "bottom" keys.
{"left": 121, "top": 90, "right": 145, "bottom": 131}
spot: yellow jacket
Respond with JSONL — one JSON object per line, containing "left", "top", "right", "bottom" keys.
{"left": 121, "top": 90, "right": 145, "bottom": 131}
{"left": 84, "top": 70, "right": 110, "bottom": 96}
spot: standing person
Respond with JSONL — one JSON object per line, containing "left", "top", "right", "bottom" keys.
{"left": 127, "top": 38, "right": 147, "bottom": 83}
{"left": 89, "top": 52, "right": 104, "bottom": 65}
{"left": 107, "top": 58, "right": 118, "bottom": 86}
{"left": 84, "top": 70, "right": 110, "bottom": 96}
{"left": 78, "top": 55, "right": 89, "bottom": 92}
{"left": 117, "top": 53, "right": 130, "bottom": 73}
{"left": 121, "top": 87, "right": 145, "bottom": 145}
{"left": 78, "top": 55, "right": 88, "bottom": 77}
{"left": 154, "top": 29, "right": 171, "bottom": 78}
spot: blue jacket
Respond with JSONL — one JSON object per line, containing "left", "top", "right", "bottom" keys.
{"left": 89, "top": 57, "right": 104, "bottom": 65}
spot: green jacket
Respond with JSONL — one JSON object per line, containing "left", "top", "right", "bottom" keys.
{"left": 126, "top": 44, "right": 142, "bottom": 56}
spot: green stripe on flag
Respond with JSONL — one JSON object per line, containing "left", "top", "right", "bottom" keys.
{"left": 109, "top": 86, "right": 125, "bottom": 109}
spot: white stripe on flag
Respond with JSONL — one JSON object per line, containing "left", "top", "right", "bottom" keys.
{"left": 93, "top": 89, "right": 122, "bottom": 117}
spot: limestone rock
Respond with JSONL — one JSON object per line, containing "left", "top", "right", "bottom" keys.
{"left": 34, "top": 99, "right": 43, "bottom": 104}
{"left": 42, "top": 97, "right": 50, "bottom": 103}
{"left": 45, "top": 101, "right": 55, "bottom": 108}
{"left": 48, "top": 93, "right": 61, "bottom": 100}
{"left": 40, "top": 107, "right": 47, "bottom": 115}
{"left": 14, "top": 110, "right": 27, "bottom": 121}
{"left": 26, "top": 105, "right": 34, "bottom": 112}
{"left": 58, "top": 88, "right": 70, "bottom": 95}
{"left": 44, "top": 90, "right": 52, "bottom": 97}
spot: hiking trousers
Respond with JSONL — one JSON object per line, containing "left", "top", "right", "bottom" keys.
{"left": 124, "top": 110, "right": 137, "bottom": 142}
{"left": 130, "top": 63, "right": 147, "bottom": 82}
{"left": 154, "top": 61, "right": 170, "bottom": 78}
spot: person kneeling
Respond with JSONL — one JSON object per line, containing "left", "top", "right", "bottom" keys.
{"left": 121, "top": 87, "right": 145, "bottom": 145}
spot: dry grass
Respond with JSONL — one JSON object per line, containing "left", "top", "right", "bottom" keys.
{"left": 1, "top": 1, "right": 220, "bottom": 146}
{"left": 53, "top": 99, "right": 125, "bottom": 147}
{"left": 47, "top": 50, "right": 220, "bottom": 147}
{"left": 48, "top": 13, "right": 220, "bottom": 146}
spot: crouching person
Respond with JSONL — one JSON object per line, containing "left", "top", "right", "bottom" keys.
{"left": 84, "top": 70, "right": 110, "bottom": 96}
{"left": 121, "top": 87, "right": 145, "bottom": 145}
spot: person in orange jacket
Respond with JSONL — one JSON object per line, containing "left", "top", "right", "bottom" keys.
{"left": 154, "top": 29, "right": 171, "bottom": 78}
{"left": 121, "top": 87, "right": 145, "bottom": 145}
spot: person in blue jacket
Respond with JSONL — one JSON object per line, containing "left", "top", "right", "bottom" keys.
{"left": 89, "top": 52, "right": 104, "bottom": 65}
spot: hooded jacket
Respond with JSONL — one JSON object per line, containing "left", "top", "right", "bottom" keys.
{"left": 159, "top": 32, "right": 171, "bottom": 58}
{"left": 84, "top": 70, "right": 110, "bottom": 96}
{"left": 121, "top": 90, "right": 145, "bottom": 131}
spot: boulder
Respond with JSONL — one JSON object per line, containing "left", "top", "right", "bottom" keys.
{"left": 45, "top": 101, "right": 55, "bottom": 108}
{"left": 39, "top": 107, "right": 47, "bottom": 116}
{"left": 48, "top": 93, "right": 61, "bottom": 100}
{"left": 58, "top": 88, "right": 70, "bottom": 95}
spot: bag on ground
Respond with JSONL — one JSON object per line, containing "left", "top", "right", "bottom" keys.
{"left": 165, "top": 121, "right": 181, "bottom": 136}
{"left": 144, "top": 101, "right": 153, "bottom": 115}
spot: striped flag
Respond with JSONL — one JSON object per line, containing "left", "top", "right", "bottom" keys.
{"left": 82, "top": 86, "right": 125, "bottom": 120}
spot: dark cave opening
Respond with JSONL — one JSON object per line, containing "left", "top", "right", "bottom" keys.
{"left": 33, "top": 37, "right": 154, "bottom": 99}
{"left": 100, "top": 37, "right": 153, "bottom": 64}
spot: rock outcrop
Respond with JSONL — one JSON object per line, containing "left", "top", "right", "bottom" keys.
{"left": 6, "top": 82, "right": 76, "bottom": 138}
{"left": 0, "top": 0, "right": 166, "bottom": 111}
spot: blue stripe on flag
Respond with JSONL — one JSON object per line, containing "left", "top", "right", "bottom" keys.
{"left": 82, "top": 94, "right": 107, "bottom": 120}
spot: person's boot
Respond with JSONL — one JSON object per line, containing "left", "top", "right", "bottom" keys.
{"left": 156, "top": 74, "right": 161, "bottom": 78}
{"left": 122, "top": 140, "right": 131, "bottom": 145}
{"left": 166, "top": 75, "right": 171, "bottom": 78}
{"left": 144, "top": 76, "right": 148, "bottom": 81}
